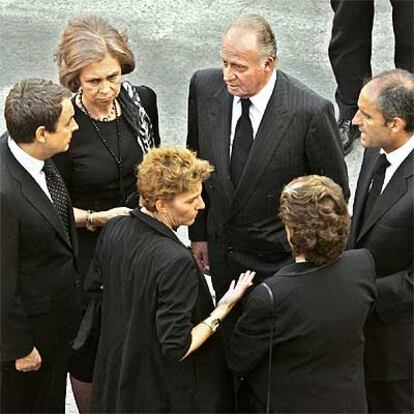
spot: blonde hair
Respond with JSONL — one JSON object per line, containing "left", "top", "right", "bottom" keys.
{"left": 55, "top": 16, "right": 135, "bottom": 92}
{"left": 279, "top": 175, "right": 350, "bottom": 265}
{"left": 138, "top": 147, "right": 213, "bottom": 212}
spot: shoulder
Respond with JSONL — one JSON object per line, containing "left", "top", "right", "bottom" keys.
{"left": 244, "top": 282, "right": 274, "bottom": 312}
{"left": 277, "top": 70, "right": 332, "bottom": 110}
{"left": 331, "top": 250, "right": 376, "bottom": 284}
{"left": 190, "top": 68, "right": 223, "bottom": 90}
{"left": 0, "top": 136, "right": 14, "bottom": 182}
{"left": 343, "top": 248, "right": 374, "bottom": 265}
{"left": 121, "top": 81, "right": 157, "bottom": 107}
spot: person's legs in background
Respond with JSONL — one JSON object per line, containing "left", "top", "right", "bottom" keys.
{"left": 391, "top": 0, "right": 414, "bottom": 73}
{"left": 328, "top": 0, "right": 374, "bottom": 155}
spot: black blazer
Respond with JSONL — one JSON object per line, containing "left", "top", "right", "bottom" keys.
{"left": 187, "top": 69, "right": 350, "bottom": 281}
{"left": 0, "top": 135, "right": 81, "bottom": 364}
{"left": 348, "top": 148, "right": 413, "bottom": 381}
{"left": 87, "top": 209, "right": 233, "bottom": 413}
{"left": 228, "top": 249, "right": 376, "bottom": 413}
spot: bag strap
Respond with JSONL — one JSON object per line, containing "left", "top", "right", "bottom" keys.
{"left": 261, "top": 282, "right": 275, "bottom": 414}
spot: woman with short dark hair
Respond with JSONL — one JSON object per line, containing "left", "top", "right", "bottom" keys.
{"left": 228, "top": 175, "right": 376, "bottom": 413}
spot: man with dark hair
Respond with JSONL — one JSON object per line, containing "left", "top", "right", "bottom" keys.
{"left": 187, "top": 14, "right": 349, "bottom": 301}
{"left": 328, "top": 0, "right": 413, "bottom": 155}
{"left": 349, "top": 69, "right": 414, "bottom": 413}
{"left": 0, "top": 79, "right": 81, "bottom": 412}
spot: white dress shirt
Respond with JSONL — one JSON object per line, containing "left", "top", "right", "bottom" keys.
{"left": 8, "top": 136, "right": 52, "bottom": 201}
{"left": 380, "top": 134, "right": 414, "bottom": 193}
{"left": 229, "top": 69, "right": 277, "bottom": 155}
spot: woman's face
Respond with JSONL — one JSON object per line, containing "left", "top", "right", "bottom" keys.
{"left": 78, "top": 53, "right": 122, "bottom": 109}
{"left": 162, "top": 182, "right": 205, "bottom": 228}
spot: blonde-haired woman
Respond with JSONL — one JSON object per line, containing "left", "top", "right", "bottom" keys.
{"left": 84, "top": 147, "right": 254, "bottom": 412}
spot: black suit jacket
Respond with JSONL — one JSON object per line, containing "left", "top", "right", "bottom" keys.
{"left": 187, "top": 69, "right": 350, "bottom": 289}
{"left": 0, "top": 134, "right": 81, "bottom": 364}
{"left": 348, "top": 148, "right": 413, "bottom": 381}
{"left": 228, "top": 249, "right": 376, "bottom": 413}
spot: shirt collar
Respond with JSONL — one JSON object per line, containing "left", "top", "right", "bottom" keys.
{"left": 7, "top": 136, "right": 45, "bottom": 175}
{"left": 380, "top": 133, "right": 414, "bottom": 167}
{"left": 236, "top": 69, "right": 277, "bottom": 113}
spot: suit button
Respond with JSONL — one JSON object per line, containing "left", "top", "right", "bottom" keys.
{"left": 74, "top": 280, "right": 81, "bottom": 287}
{"left": 227, "top": 247, "right": 233, "bottom": 254}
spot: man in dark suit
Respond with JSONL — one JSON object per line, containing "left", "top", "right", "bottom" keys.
{"left": 0, "top": 79, "right": 81, "bottom": 412}
{"left": 349, "top": 69, "right": 413, "bottom": 413}
{"left": 187, "top": 13, "right": 349, "bottom": 300}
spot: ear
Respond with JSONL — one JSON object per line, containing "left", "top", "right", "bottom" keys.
{"left": 389, "top": 116, "right": 406, "bottom": 133}
{"left": 154, "top": 199, "right": 170, "bottom": 215}
{"left": 263, "top": 56, "right": 275, "bottom": 72}
{"left": 34, "top": 125, "right": 47, "bottom": 144}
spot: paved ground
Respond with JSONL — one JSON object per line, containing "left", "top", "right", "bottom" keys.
{"left": 0, "top": 0, "right": 396, "bottom": 412}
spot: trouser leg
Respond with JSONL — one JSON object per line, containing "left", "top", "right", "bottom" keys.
{"left": 0, "top": 358, "right": 68, "bottom": 413}
{"left": 391, "top": 0, "right": 414, "bottom": 72}
{"left": 366, "top": 377, "right": 414, "bottom": 413}
{"left": 328, "top": 0, "right": 375, "bottom": 120}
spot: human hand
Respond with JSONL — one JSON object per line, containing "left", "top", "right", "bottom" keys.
{"left": 93, "top": 207, "right": 132, "bottom": 227}
{"left": 191, "top": 241, "right": 210, "bottom": 274}
{"left": 15, "top": 346, "right": 42, "bottom": 372}
{"left": 217, "top": 270, "right": 255, "bottom": 309}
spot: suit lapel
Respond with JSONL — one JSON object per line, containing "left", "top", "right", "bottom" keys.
{"left": 357, "top": 149, "right": 414, "bottom": 242}
{"left": 230, "top": 72, "right": 294, "bottom": 216}
{"left": 351, "top": 150, "right": 379, "bottom": 241}
{"left": 209, "top": 85, "right": 235, "bottom": 202}
{"left": 2, "top": 139, "right": 73, "bottom": 249}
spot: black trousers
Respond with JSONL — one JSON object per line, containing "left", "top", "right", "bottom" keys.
{"left": 0, "top": 357, "right": 69, "bottom": 413}
{"left": 366, "top": 377, "right": 413, "bottom": 413}
{"left": 328, "top": 0, "right": 414, "bottom": 120}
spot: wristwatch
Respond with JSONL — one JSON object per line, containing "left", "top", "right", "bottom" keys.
{"left": 202, "top": 316, "right": 221, "bottom": 332}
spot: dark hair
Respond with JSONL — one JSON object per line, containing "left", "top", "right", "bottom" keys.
{"left": 279, "top": 175, "right": 350, "bottom": 266}
{"left": 5, "top": 79, "right": 71, "bottom": 144}
{"left": 226, "top": 13, "right": 277, "bottom": 61}
{"left": 56, "top": 16, "right": 135, "bottom": 92}
{"left": 369, "top": 69, "right": 414, "bottom": 132}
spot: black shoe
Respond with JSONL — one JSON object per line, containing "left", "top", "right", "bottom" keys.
{"left": 338, "top": 120, "right": 360, "bottom": 156}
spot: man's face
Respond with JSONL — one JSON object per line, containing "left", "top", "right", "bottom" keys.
{"left": 352, "top": 84, "right": 396, "bottom": 152}
{"left": 220, "top": 29, "right": 273, "bottom": 98}
{"left": 44, "top": 98, "right": 78, "bottom": 155}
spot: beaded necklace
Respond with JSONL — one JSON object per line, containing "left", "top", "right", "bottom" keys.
{"left": 79, "top": 90, "right": 125, "bottom": 204}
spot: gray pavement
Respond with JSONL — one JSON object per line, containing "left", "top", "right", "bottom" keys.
{"left": 0, "top": 1, "right": 396, "bottom": 412}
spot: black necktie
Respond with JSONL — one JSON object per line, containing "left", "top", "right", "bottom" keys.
{"left": 362, "top": 154, "right": 390, "bottom": 224}
{"left": 43, "top": 160, "right": 71, "bottom": 241}
{"left": 231, "top": 98, "right": 253, "bottom": 186}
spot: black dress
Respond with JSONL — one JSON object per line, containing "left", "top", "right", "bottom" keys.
{"left": 228, "top": 249, "right": 376, "bottom": 413}
{"left": 53, "top": 83, "right": 160, "bottom": 380}
{"left": 86, "top": 209, "right": 234, "bottom": 413}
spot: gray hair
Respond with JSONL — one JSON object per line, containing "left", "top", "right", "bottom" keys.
{"left": 225, "top": 13, "right": 277, "bottom": 61}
